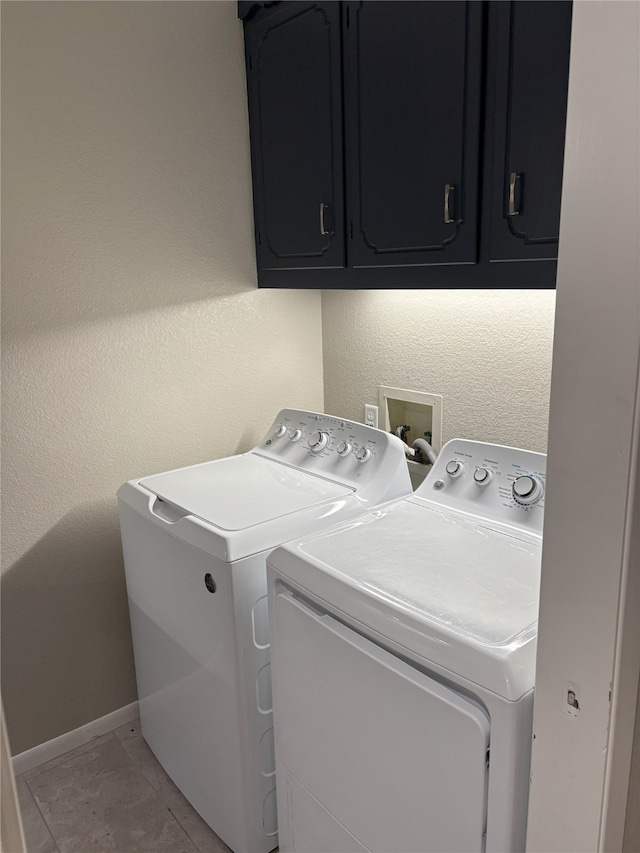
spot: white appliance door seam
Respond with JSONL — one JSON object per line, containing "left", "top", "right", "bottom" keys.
{"left": 272, "top": 590, "right": 491, "bottom": 853}
{"left": 282, "top": 586, "right": 494, "bottom": 715}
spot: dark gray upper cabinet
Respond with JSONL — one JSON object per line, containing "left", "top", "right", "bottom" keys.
{"left": 240, "top": 0, "right": 572, "bottom": 289}
{"left": 345, "top": 1, "right": 483, "bottom": 269}
{"left": 244, "top": 2, "right": 345, "bottom": 270}
{"left": 487, "top": 1, "right": 572, "bottom": 262}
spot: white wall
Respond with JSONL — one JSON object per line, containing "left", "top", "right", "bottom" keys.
{"left": 322, "top": 289, "right": 556, "bottom": 453}
{"left": 1, "top": 0, "right": 324, "bottom": 754}
{"left": 526, "top": 2, "right": 640, "bottom": 850}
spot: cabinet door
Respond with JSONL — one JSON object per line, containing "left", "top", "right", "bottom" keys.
{"left": 244, "top": 2, "right": 345, "bottom": 270}
{"left": 344, "top": 1, "right": 483, "bottom": 269}
{"left": 488, "top": 1, "right": 572, "bottom": 261}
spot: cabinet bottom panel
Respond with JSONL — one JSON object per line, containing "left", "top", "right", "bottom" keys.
{"left": 257, "top": 259, "right": 558, "bottom": 289}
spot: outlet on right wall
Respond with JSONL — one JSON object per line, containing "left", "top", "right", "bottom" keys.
{"left": 322, "top": 289, "right": 556, "bottom": 453}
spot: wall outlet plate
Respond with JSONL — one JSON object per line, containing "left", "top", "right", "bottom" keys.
{"left": 364, "top": 404, "right": 379, "bottom": 429}
{"left": 378, "top": 386, "right": 443, "bottom": 452}
{"left": 563, "top": 679, "right": 581, "bottom": 720}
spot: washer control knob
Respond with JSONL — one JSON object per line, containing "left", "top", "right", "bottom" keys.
{"left": 355, "top": 446, "right": 372, "bottom": 464}
{"left": 473, "top": 467, "right": 494, "bottom": 487}
{"left": 288, "top": 428, "right": 303, "bottom": 443}
{"left": 445, "top": 460, "right": 465, "bottom": 479}
{"left": 337, "top": 440, "right": 353, "bottom": 457}
{"left": 274, "top": 423, "right": 287, "bottom": 438}
{"left": 308, "top": 430, "right": 329, "bottom": 453}
{"left": 512, "top": 475, "right": 544, "bottom": 506}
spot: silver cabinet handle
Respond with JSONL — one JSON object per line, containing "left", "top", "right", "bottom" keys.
{"left": 444, "top": 184, "right": 455, "bottom": 224}
{"left": 508, "top": 172, "right": 521, "bottom": 217}
{"left": 320, "top": 203, "right": 329, "bottom": 236}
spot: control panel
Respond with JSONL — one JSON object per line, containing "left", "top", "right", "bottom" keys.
{"left": 417, "top": 438, "right": 547, "bottom": 537}
{"left": 253, "top": 409, "right": 412, "bottom": 506}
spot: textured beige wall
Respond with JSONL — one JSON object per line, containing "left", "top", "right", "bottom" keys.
{"left": 1, "top": 1, "right": 323, "bottom": 754}
{"left": 322, "top": 289, "right": 556, "bottom": 453}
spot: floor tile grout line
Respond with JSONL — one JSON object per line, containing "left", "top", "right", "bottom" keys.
{"left": 111, "top": 728, "right": 148, "bottom": 778}
{"left": 23, "top": 725, "right": 197, "bottom": 853}
{"left": 22, "top": 720, "right": 219, "bottom": 853}
{"left": 113, "top": 723, "right": 228, "bottom": 853}
{"left": 112, "top": 727, "right": 209, "bottom": 853}
{"left": 162, "top": 794, "right": 211, "bottom": 853}
{"left": 25, "top": 729, "right": 161, "bottom": 853}
{"left": 19, "top": 771, "right": 62, "bottom": 853}
{"left": 109, "top": 730, "right": 179, "bottom": 814}
{"left": 23, "top": 731, "right": 117, "bottom": 782}
{"left": 164, "top": 801, "right": 203, "bottom": 853}
{"left": 111, "top": 725, "right": 171, "bottom": 806}
{"left": 111, "top": 725, "right": 206, "bottom": 852}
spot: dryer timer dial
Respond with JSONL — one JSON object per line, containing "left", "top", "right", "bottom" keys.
{"left": 355, "top": 446, "right": 372, "bottom": 464}
{"left": 308, "top": 430, "right": 329, "bottom": 453}
{"left": 512, "top": 475, "right": 544, "bottom": 506}
{"left": 473, "top": 467, "right": 494, "bottom": 487}
{"left": 445, "top": 460, "right": 465, "bottom": 478}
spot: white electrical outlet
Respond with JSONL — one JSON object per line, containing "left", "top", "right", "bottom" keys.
{"left": 364, "top": 404, "right": 379, "bottom": 429}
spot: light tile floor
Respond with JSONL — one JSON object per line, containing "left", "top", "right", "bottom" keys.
{"left": 15, "top": 719, "right": 232, "bottom": 853}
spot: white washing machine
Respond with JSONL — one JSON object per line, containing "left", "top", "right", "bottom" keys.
{"left": 117, "top": 409, "right": 411, "bottom": 853}
{"left": 267, "top": 439, "right": 546, "bottom": 853}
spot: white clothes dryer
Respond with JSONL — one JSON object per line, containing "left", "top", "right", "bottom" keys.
{"left": 267, "top": 439, "right": 546, "bottom": 853}
{"left": 117, "top": 410, "right": 411, "bottom": 853}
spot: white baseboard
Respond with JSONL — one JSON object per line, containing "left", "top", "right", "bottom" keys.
{"left": 12, "top": 701, "right": 139, "bottom": 776}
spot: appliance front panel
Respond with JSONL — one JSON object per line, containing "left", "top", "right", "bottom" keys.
{"left": 255, "top": 409, "right": 412, "bottom": 507}
{"left": 416, "top": 438, "right": 547, "bottom": 537}
{"left": 272, "top": 589, "right": 490, "bottom": 853}
{"left": 120, "top": 504, "right": 273, "bottom": 853}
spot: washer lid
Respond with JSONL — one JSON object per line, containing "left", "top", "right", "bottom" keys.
{"left": 140, "top": 454, "right": 354, "bottom": 531}
{"left": 270, "top": 499, "right": 542, "bottom": 699}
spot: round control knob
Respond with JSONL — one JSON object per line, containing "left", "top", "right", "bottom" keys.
{"left": 473, "top": 467, "right": 494, "bottom": 487}
{"left": 337, "top": 440, "right": 353, "bottom": 457}
{"left": 274, "top": 423, "right": 287, "bottom": 438}
{"left": 512, "top": 475, "right": 544, "bottom": 506}
{"left": 308, "top": 430, "right": 329, "bottom": 453}
{"left": 355, "top": 446, "right": 372, "bottom": 464}
{"left": 445, "top": 460, "right": 465, "bottom": 479}
{"left": 288, "top": 428, "right": 303, "bottom": 443}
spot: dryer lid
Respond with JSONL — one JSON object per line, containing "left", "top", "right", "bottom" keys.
{"left": 139, "top": 454, "right": 354, "bottom": 531}
{"left": 271, "top": 499, "right": 542, "bottom": 698}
